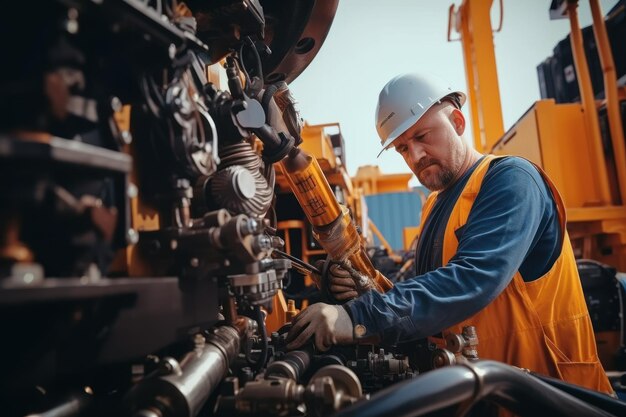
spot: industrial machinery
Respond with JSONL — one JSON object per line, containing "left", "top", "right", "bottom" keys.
{"left": 1, "top": 1, "right": 626, "bottom": 417}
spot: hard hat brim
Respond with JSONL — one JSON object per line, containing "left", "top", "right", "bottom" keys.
{"left": 376, "top": 114, "right": 423, "bottom": 158}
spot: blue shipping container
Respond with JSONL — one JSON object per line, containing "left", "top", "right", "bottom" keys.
{"left": 365, "top": 187, "right": 429, "bottom": 251}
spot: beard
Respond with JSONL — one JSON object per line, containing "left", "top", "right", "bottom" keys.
{"left": 414, "top": 157, "right": 456, "bottom": 191}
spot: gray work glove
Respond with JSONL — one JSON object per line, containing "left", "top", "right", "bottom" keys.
{"left": 286, "top": 302, "right": 354, "bottom": 351}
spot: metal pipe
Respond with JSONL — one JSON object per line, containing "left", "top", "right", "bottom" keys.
{"left": 265, "top": 349, "right": 312, "bottom": 382}
{"left": 567, "top": 1, "right": 613, "bottom": 205}
{"left": 333, "top": 360, "right": 614, "bottom": 417}
{"left": 25, "top": 391, "right": 93, "bottom": 417}
{"left": 129, "top": 326, "right": 241, "bottom": 417}
{"left": 590, "top": 0, "right": 626, "bottom": 204}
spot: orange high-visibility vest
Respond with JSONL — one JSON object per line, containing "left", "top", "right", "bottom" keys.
{"left": 419, "top": 155, "right": 612, "bottom": 393}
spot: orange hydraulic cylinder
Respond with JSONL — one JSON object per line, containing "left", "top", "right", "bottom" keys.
{"left": 280, "top": 152, "right": 342, "bottom": 226}
{"left": 280, "top": 149, "right": 393, "bottom": 293}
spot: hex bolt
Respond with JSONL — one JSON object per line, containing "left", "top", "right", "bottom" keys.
{"left": 126, "top": 228, "right": 139, "bottom": 245}
{"left": 193, "top": 333, "right": 206, "bottom": 349}
{"left": 111, "top": 96, "right": 122, "bottom": 112}
{"left": 127, "top": 183, "right": 138, "bottom": 199}
{"left": 242, "top": 218, "right": 260, "bottom": 236}
{"left": 121, "top": 130, "right": 132, "bottom": 144}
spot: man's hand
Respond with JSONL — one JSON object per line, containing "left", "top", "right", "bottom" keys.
{"left": 310, "top": 260, "right": 359, "bottom": 301}
{"left": 327, "top": 264, "right": 358, "bottom": 301}
{"left": 286, "top": 303, "right": 354, "bottom": 351}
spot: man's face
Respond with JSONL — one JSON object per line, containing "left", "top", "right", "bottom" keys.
{"left": 391, "top": 104, "right": 465, "bottom": 191}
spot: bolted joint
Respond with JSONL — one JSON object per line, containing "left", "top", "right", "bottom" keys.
{"left": 252, "top": 235, "right": 272, "bottom": 254}
{"left": 241, "top": 218, "right": 262, "bottom": 236}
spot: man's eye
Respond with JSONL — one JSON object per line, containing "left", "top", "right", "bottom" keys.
{"left": 395, "top": 145, "right": 407, "bottom": 154}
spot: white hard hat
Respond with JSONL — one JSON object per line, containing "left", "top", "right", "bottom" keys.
{"left": 375, "top": 73, "right": 466, "bottom": 157}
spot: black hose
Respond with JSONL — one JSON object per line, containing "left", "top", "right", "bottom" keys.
{"left": 246, "top": 305, "right": 268, "bottom": 372}
{"left": 238, "top": 37, "right": 263, "bottom": 92}
{"left": 333, "top": 360, "right": 617, "bottom": 417}
{"left": 257, "top": 306, "right": 269, "bottom": 370}
{"left": 529, "top": 371, "right": 626, "bottom": 416}
{"left": 261, "top": 82, "right": 280, "bottom": 122}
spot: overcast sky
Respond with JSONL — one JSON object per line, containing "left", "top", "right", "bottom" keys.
{"left": 289, "top": 0, "right": 619, "bottom": 184}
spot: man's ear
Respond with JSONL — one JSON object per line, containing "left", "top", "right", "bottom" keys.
{"left": 450, "top": 108, "right": 466, "bottom": 135}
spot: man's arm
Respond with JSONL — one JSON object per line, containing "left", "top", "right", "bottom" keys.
{"left": 344, "top": 159, "right": 558, "bottom": 344}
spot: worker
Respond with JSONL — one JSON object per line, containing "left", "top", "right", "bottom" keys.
{"left": 287, "top": 72, "right": 612, "bottom": 394}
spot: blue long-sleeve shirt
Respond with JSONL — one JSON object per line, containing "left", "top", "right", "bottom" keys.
{"left": 344, "top": 156, "right": 562, "bottom": 345}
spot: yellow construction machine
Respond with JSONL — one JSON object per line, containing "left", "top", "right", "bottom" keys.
{"left": 448, "top": 0, "right": 626, "bottom": 370}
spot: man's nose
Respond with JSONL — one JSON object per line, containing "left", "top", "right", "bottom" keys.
{"left": 407, "top": 141, "right": 426, "bottom": 165}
